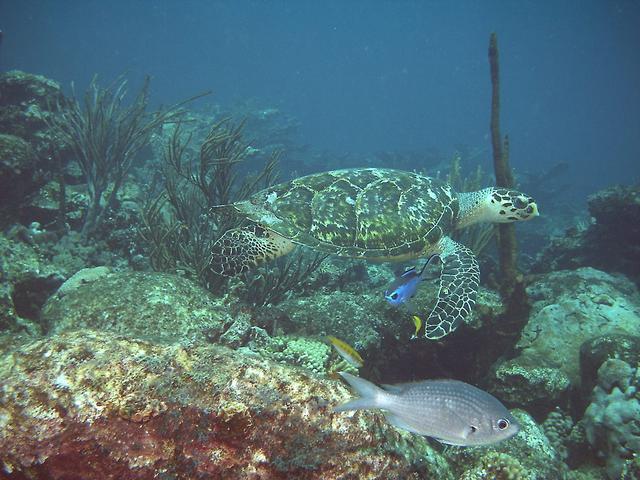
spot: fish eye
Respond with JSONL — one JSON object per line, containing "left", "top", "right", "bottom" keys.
{"left": 469, "top": 425, "right": 478, "bottom": 433}
{"left": 391, "top": 292, "right": 399, "bottom": 300}
{"left": 497, "top": 418, "right": 510, "bottom": 430}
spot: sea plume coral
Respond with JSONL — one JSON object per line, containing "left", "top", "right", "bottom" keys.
{"left": 47, "top": 76, "right": 190, "bottom": 237}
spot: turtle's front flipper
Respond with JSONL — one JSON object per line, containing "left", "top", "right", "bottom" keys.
{"left": 425, "top": 236, "right": 480, "bottom": 339}
{"left": 210, "top": 224, "right": 295, "bottom": 276}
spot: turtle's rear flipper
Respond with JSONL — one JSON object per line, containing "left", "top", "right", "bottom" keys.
{"left": 425, "top": 236, "right": 480, "bottom": 339}
{"left": 210, "top": 224, "right": 295, "bottom": 276}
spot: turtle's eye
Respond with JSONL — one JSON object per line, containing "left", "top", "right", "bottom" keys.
{"left": 497, "top": 418, "right": 510, "bottom": 430}
{"left": 526, "top": 206, "right": 534, "bottom": 214}
{"left": 513, "top": 197, "right": 528, "bottom": 209}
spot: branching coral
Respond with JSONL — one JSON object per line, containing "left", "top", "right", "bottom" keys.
{"left": 46, "top": 76, "right": 192, "bottom": 238}
{"left": 241, "top": 251, "right": 328, "bottom": 307}
{"left": 139, "top": 118, "right": 279, "bottom": 292}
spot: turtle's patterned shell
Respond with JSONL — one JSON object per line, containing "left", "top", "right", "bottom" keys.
{"left": 232, "top": 168, "right": 458, "bottom": 259}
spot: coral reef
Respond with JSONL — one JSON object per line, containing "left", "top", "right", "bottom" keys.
{"left": 488, "top": 268, "right": 640, "bottom": 416}
{"left": 270, "top": 262, "right": 503, "bottom": 344}
{"left": 40, "top": 269, "right": 235, "bottom": 343}
{"left": 0, "top": 329, "right": 452, "bottom": 479}
{"left": 46, "top": 76, "right": 186, "bottom": 237}
{"left": 0, "top": 133, "right": 38, "bottom": 204}
{"left": 542, "top": 408, "right": 575, "bottom": 461}
{"left": 0, "top": 70, "right": 63, "bottom": 144}
{"left": 139, "top": 117, "right": 279, "bottom": 294}
{"left": 262, "top": 335, "right": 331, "bottom": 374}
{"left": 275, "top": 290, "right": 390, "bottom": 352}
{"left": 3, "top": 68, "right": 635, "bottom": 480}
{"left": 582, "top": 358, "right": 640, "bottom": 479}
{"left": 579, "top": 334, "right": 640, "bottom": 411}
{"left": 451, "top": 410, "right": 566, "bottom": 479}
{"left": 490, "top": 362, "right": 571, "bottom": 414}
{"left": 0, "top": 71, "right": 65, "bottom": 226}
{"left": 534, "top": 184, "right": 640, "bottom": 284}
{"left": 520, "top": 268, "right": 639, "bottom": 383}
{"left": 0, "top": 234, "right": 64, "bottom": 334}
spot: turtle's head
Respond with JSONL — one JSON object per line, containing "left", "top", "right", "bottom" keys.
{"left": 486, "top": 188, "right": 539, "bottom": 223}
{"left": 457, "top": 188, "right": 539, "bottom": 228}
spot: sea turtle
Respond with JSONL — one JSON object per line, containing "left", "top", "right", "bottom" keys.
{"left": 211, "top": 168, "right": 538, "bottom": 339}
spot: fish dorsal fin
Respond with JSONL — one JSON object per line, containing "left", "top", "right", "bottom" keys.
{"left": 400, "top": 266, "right": 416, "bottom": 278}
{"left": 400, "top": 256, "right": 436, "bottom": 280}
{"left": 417, "top": 255, "right": 437, "bottom": 276}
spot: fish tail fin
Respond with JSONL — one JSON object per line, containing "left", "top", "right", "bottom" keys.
{"left": 334, "top": 372, "right": 388, "bottom": 412}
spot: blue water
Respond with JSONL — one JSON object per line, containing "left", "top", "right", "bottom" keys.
{"left": 2, "top": 0, "right": 639, "bottom": 192}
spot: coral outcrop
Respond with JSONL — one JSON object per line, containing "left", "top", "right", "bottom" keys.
{"left": 0, "top": 329, "right": 451, "bottom": 479}
{"left": 0, "top": 234, "right": 64, "bottom": 334}
{"left": 534, "top": 184, "right": 640, "bottom": 284}
{"left": 491, "top": 362, "right": 571, "bottom": 414}
{"left": 0, "top": 71, "right": 66, "bottom": 225}
{"left": 272, "top": 273, "right": 506, "bottom": 382}
{"left": 581, "top": 359, "right": 640, "bottom": 479}
{"left": 579, "top": 334, "right": 640, "bottom": 408}
{"left": 276, "top": 291, "right": 390, "bottom": 352}
{"left": 489, "top": 267, "right": 640, "bottom": 416}
{"left": 41, "top": 269, "right": 235, "bottom": 342}
{"left": 261, "top": 335, "right": 331, "bottom": 374}
{"left": 0, "top": 70, "right": 63, "bottom": 143}
{"left": 542, "top": 408, "right": 575, "bottom": 462}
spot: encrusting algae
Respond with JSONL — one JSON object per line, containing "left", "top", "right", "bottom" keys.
{"left": 0, "top": 329, "right": 454, "bottom": 479}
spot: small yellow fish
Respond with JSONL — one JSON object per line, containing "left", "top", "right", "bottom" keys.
{"left": 411, "top": 315, "right": 422, "bottom": 339}
{"left": 327, "top": 336, "right": 364, "bottom": 369}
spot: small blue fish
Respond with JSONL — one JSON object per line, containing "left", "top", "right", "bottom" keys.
{"left": 384, "top": 256, "right": 435, "bottom": 309}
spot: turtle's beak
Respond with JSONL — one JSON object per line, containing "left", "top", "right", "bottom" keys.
{"left": 526, "top": 202, "right": 539, "bottom": 219}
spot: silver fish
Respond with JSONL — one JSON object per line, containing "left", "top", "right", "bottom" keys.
{"left": 334, "top": 372, "right": 519, "bottom": 446}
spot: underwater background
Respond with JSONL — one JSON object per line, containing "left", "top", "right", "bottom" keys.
{"left": 0, "top": 1, "right": 639, "bottom": 479}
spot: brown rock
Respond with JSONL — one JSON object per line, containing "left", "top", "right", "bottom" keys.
{"left": 0, "top": 330, "right": 449, "bottom": 479}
